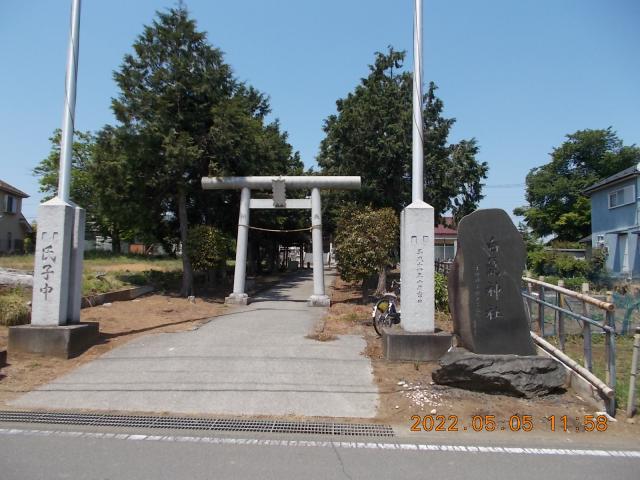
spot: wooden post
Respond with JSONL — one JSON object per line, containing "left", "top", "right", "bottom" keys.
{"left": 557, "top": 279, "right": 565, "bottom": 352}
{"left": 581, "top": 282, "right": 593, "bottom": 372}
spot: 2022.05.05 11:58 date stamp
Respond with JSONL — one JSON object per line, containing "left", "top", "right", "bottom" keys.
{"left": 410, "top": 415, "right": 609, "bottom": 433}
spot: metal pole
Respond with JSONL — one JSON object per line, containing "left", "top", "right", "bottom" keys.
{"left": 557, "top": 280, "right": 565, "bottom": 351}
{"left": 605, "top": 308, "right": 617, "bottom": 415}
{"left": 582, "top": 283, "right": 593, "bottom": 372}
{"left": 232, "top": 187, "right": 250, "bottom": 296}
{"left": 58, "top": 0, "right": 82, "bottom": 203}
{"left": 412, "top": 0, "right": 424, "bottom": 203}
{"left": 311, "top": 187, "right": 325, "bottom": 296}
{"left": 627, "top": 327, "right": 639, "bottom": 418}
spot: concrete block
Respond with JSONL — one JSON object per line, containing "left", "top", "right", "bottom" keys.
{"left": 400, "top": 201, "right": 435, "bottom": 332}
{"left": 31, "top": 198, "right": 74, "bottom": 326}
{"left": 225, "top": 293, "right": 249, "bottom": 305}
{"left": 307, "top": 294, "right": 331, "bottom": 307}
{"left": 9, "top": 322, "right": 99, "bottom": 359}
{"left": 383, "top": 327, "right": 452, "bottom": 361}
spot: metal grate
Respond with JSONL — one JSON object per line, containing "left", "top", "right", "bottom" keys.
{"left": 0, "top": 411, "right": 394, "bottom": 437}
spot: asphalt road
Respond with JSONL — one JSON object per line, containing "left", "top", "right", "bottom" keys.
{"left": 1, "top": 423, "right": 639, "bottom": 480}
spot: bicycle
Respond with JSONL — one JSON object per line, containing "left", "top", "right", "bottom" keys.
{"left": 371, "top": 280, "right": 401, "bottom": 336}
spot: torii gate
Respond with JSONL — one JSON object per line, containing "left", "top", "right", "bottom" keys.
{"left": 202, "top": 176, "right": 361, "bottom": 306}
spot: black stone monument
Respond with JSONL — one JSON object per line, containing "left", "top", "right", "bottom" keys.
{"left": 448, "top": 209, "right": 536, "bottom": 355}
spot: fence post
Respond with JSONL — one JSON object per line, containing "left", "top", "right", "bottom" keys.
{"left": 581, "top": 282, "right": 593, "bottom": 372}
{"left": 605, "top": 304, "right": 617, "bottom": 416}
{"left": 605, "top": 291, "right": 614, "bottom": 386}
{"left": 557, "top": 280, "right": 565, "bottom": 352}
{"left": 526, "top": 280, "right": 533, "bottom": 328}
{"left": 628, "top": 326, "right": 640, "bottom": 418}
{"left": 538, "top": 276, "right": 545, "bottom": 337}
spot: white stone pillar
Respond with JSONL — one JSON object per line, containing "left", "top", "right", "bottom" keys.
{"left": 226, "top": 187, "right": 251, "bottom": 305}
{"left": 31, "top": 198, "right": 74, "bottom": 326}
{"left": 308, "top": 187, "right": 330, "bottom": 307}
{"left": 400, "top": 201, "right": 435, "bottom": 332}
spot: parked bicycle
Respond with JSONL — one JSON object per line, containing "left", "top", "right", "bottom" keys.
{"left": 371, "top": 280, "right": 401, "bottom": 336}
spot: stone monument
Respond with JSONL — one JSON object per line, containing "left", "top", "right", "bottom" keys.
{"left": 433, "top": 209, "right": 565, "bottom": 397}
{"left": 448, "top": 209, "right": 536, "bottom": 355}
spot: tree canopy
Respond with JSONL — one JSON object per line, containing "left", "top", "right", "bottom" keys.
{"left": 317, "top": 48, "right": 488, "bottom": 222}
{"left": 106, "top": 6, "right": 302, "bottom": 294}
{"left": 514, "top": 128, "right": 640, "bottom": 240}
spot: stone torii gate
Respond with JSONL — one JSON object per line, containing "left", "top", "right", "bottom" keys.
{"left": 202, "top": 176, "right": 361, "bottom": 306}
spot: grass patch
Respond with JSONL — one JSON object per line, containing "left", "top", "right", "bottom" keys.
{"left": 546, "top": 333, "right": 639, "bottom": 410}
{"left": 0, "top": 254, "right": 34, "bottom": 271}
{"left": 0, "top": 287, "right": 30, "bottom": 326}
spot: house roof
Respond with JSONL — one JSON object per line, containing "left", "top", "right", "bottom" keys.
{"left": 583, "top": 164, "right": 640, "bottom": 196}
{"left": 435, "top": 216, "right": 457, "bottom": 236}
{"left": 0, "top": 179, "right": 29, "bottom": 198}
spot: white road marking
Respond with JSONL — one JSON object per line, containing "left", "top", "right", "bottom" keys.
{"left": 1, "top": 428, "right": 639, "bottom": 458}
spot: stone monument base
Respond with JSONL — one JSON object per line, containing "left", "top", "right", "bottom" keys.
{"left": 432, "top": 348, "right": 567, "bottom": 398}
{"left": 382, "top": 326, "right": 452, "bottom": 361}
{"left": 8, "top": 322, "right": 99, "bottom": 359}
{"left": 225, "top": 293, "right": 249, "bottom": 305}
{"left": 307, "top": 294, "right": 331, "bottom": 307}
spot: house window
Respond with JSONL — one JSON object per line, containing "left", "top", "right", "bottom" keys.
{"left": 435, "top": 243, "right": 456, "bottom": 261}
{"left": 4, "top": 195, "right": 17, "bottom": 214}
{"left": 608, "top": 184, "right": 636, "bottom": 209}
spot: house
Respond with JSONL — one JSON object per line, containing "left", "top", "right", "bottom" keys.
{"left": 584, "top": 163, "right": 640, "bottom": 279}
{"left": 0, "top": 180, "right": 33, "bottom": 253}
{"left": 435, "top": 216, "right": 457, "bottom": 262}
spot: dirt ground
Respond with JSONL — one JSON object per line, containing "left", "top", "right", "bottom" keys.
{"left": 324, "top": 276, "right": 640, "bottom": 439}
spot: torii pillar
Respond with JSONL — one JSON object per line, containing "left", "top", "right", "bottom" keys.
{"left": 202, "top": 176, "right": 360, "bottom": 306}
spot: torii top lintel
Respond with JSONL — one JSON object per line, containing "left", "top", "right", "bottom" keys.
{"left": 201, "top": 176, "right": 361, "bottom": 191}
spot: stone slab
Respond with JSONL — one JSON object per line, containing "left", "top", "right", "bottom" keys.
{"left": 382, "top": 327, "right": 452, "bottom": 361}
{"left": 10, "top": 270, "right": 379, "bottom": 418}
{"left": 8, "top": 322, "right": 99, "bottom": 359}
{"left": 400, "top": 201, "right": 435, "bottom": 332}
{"left": 67, "top": 203, "right": 85, "bottom": 323}
{"left": 448, "top": 209, "right": 536, "bottom": 355}
{"left": 432, "top": 348, "right": 566, "bottom": 398}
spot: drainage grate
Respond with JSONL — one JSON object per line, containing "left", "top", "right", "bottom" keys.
{"left": 0, "top": 411, "right": 394, "bottom": 437}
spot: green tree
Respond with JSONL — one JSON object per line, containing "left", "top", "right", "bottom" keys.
{"left": 110, "top": 6, "right": 301, "bottom": 295}
{"left": 33, "top": 129, "right": 96, "bottom": 211}
{"left": 334, "top": 206, "right": 399, "bottom": 295}
{"left": 515, "top": 128, "right": 640, "bottom": 240}
{"left": 317, "top": 48, "right": 488, "bottom": 221}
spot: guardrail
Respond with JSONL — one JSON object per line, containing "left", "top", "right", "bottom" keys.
{"left": 522, "top": 276, "right": 617, "bottom": 416}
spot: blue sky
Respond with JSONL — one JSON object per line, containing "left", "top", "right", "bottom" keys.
{"left": 1, "top": 0, "right": 638, "bottom": 223}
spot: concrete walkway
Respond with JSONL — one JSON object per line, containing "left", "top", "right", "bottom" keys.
{"left": 11, "top": 270, "right": 378, "bottom": 418}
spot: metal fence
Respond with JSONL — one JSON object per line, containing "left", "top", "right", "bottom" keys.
{"left": 522, "top": 277, "right": 617, "bottom": 415}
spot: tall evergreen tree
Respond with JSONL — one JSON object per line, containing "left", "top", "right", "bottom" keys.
{"left": 110, "top": 6, "right": 301, "bottom": 295}
{"left": 317, "top": 48, "right": 488, "bottom": 221}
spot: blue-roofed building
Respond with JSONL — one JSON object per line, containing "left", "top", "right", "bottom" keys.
{"left": 584, "top": 164, "right": 640, "bottom": 279}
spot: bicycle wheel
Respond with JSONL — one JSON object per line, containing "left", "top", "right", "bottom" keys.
{"left": 373, "top": 295, "right": 397, "bottom": 336}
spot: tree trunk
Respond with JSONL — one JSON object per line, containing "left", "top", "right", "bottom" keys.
{"left": 375, "top": 265, "right": 388, "bottom": 295}
{"left": 177, "top": 190, "right": 194, "bottom": 297}
{"left": 111, "top": 228, "right": 121, "bottom": 254}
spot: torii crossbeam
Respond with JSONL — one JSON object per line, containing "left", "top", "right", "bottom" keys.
{"left": 202, "top": 175, "right": 361, "bottom": 306}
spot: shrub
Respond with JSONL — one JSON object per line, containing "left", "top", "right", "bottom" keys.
{"left": 334, "top": 206, "right": 398, "bottom": 289}
{"left": 0, "top": 290, "right": 30, "bottom": 326}
{"left": 434, "top": 272, "right": 448, "bottom": 312}
{"left": 186, "top": 225, "right": 233, "bottom": 273}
